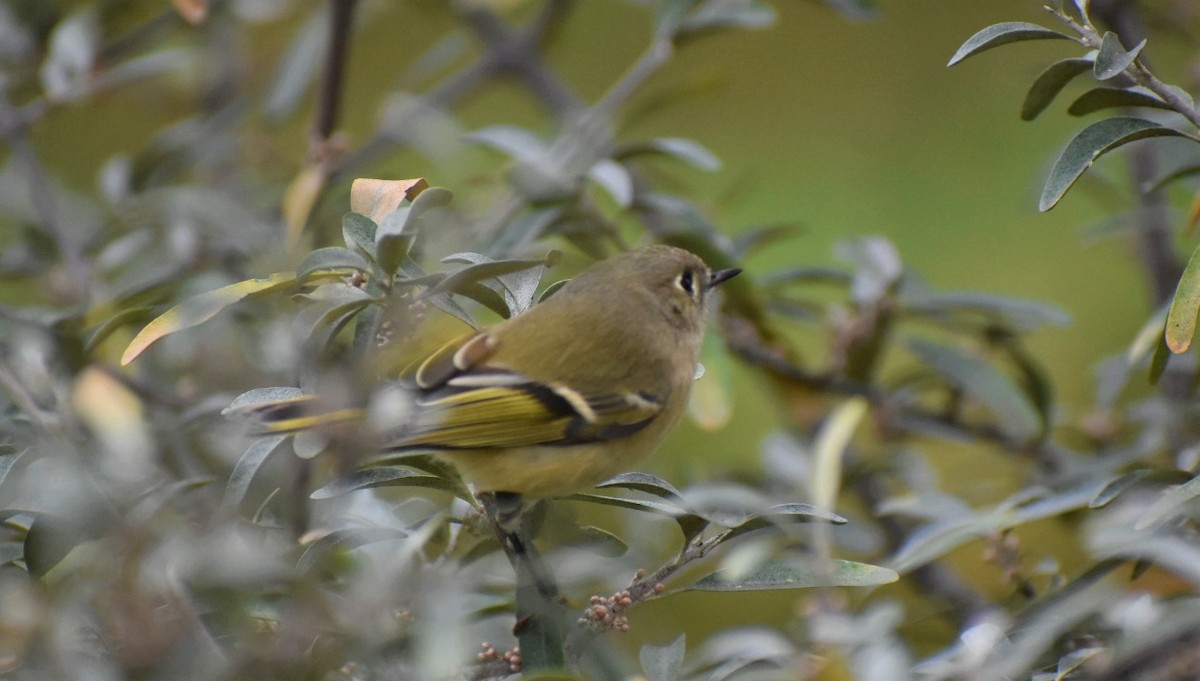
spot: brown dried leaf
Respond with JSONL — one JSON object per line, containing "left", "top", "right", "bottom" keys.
{"left": 350, "top": 178, "right": 428, "bottom": 224}
{"left": 283, "top": 165, "right": 327, "bottom": 247}
{"left": 171, "top": 0, "right": 207, "bottom": 25}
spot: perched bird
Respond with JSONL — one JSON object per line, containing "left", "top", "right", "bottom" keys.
{"left": 384, "top": 244, "right": 740, "bottom": 502}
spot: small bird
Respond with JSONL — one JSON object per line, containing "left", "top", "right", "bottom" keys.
{"left": 384, "top": 244, "right": 740, "bottom": 502}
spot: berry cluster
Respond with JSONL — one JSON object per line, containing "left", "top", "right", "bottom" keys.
{"left": 477, "top": 642, "right": 521, "bottom": 673}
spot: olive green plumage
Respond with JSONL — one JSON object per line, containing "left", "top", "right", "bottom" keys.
{"left": 387, "top": 244, "right": 740, "bottom": 498}
{"left": 247, "top": 245, "right": 739, "bottom": 499}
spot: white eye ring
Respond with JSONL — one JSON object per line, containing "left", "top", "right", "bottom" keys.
{"left": 676, "top": 270, "right": 696, "bottom": 297}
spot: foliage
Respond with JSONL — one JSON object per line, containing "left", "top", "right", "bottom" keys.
{"left": 4, "top": 0, "right": 1200, "bottom": 680}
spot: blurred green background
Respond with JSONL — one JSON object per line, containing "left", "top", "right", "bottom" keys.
{"left": 13, "top": 0, "right": 1198, "bottom": 668}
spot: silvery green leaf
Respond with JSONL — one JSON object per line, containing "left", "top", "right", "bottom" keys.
{"left": 40, "top": 9, "right": 99, "bottom": 101}
{"left": 1040, "top": 118, "right": 1193, "bottom": 212}
{"left": 687, "top": 557, "right": 897, "bottom": 591}
{"left": 588, "top": 159, "right": 634, "bottom": 207}
{"left": 641, "top": 635, "right": 685, "bottom": 681}
{"left": 221, "top": 435, "right": 289, "bottom": 511}
{"left": 1022, "top": 58, "right": 1093, "bottom": 121}
{"left": 948, "top": 22, "right": 1072, "bottom": 68}
{"left": 1093, "top": 33, "right": 1145, "bottom": 80}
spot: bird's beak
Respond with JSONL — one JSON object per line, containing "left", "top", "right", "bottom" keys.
{"left": 707, "top": 267, "right": 742, "bottom": 289}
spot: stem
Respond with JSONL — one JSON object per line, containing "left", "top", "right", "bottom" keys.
{"left": 624, "top": 530, "right": 727, "bottom": 604}
{"left": 311, "top": 0, "right": 358, "bottom": 155}
{"left": 1049, "top": 3, "right": 1200, "bottom": 130}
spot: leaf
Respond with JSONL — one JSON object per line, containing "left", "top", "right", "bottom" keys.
{"left": 587, "top": 159, "right": 634, "bottom": 208}
{"left": 0, "top": 447, "right": 27, "bottom": 489}
{"left": 1149, "top": 331, "right": 1171, "bottom": 383}
{"left": 441, "top": 250, "right": 555, "bottom": 316}
{"left": 909, "top": 291, "right": 1072, "bottom": 331}
{"left": 453, "top": 282, "right": 513, "bottom": 319}
{"left": 1143, "top": 163, "right": 1200, "bottom": 194}
{"left": 297, "top": 247, "right": 370, "bottom": 282}
{"left": 731, "top": 223, "right": 799, "bottom": 257}
{"left": 675, "top": 0, "right": 777, "bottom": 40}
{"left": 349, "top": 177, "right": 428, "bottom": 224}
{"left": 686, "top": 557, "right": 897, "bottom": 591}
{"left": 297, "top": 527, "right": 409, "bottom": 573}
{"left": 908, "top": 338, "right": 1043, "bottom": 442}
{"left": 220, "top": 435, "right": 289, "bottom": 512}
{"left": 294, "top": 288, "right": 374, "bottom": 355}
{"left": 121, "top": 272, "right": 297, "bottom": 365}
{"left": 594, "top": 472, "right": 689, "bottom": 505}
{"left": 464, "top": 125, "right": 550, "bottom": 162}
{"left": 1134, "top": 473, "right": 1200, "bottom": 530}
{"left": 1003, "top": 340, "right": 1055, "bottom": 434}
{"left": 263, "top": 7, "right": 326, "bottom": 119}
{"left": 761, "top": 265, "right": 852, "bottom": 288}
{"left": 1022, "top": 58, "right": 1094, "bottom": 121}
{"left": 1089, "top": 469, "right": 1192, "bottom": 509}
{"left": 891, "top": 484, "right": 1097, "bottom": 573}
{"left": 1093, "top": 33, "right": 1145, "bottom": 80}
{"left": 889, "top": 516, "right": 990, "bottom": 573}
{"left": 947, "top": 22, "right": 1072, "bottom": 68}
{"left": 640, "top": 635, "right": 685, "bottom": 681}
{"left": 0, "top": 542, "right": 24, "bottom": 566}
{"left": 816, "top": 0, "right": 877, "bottom": 20}
{"left": 425, "top": 259, "right": 550, "bottom": 300}
{"left": 23, "top": 514, "right": 81, "bottom": 578}
{"left": 1039, "top": 117, "right": 1193, "bottom": 212}
{"left": 563, "top": 525, "right": 628, "bottom": 557}
{"left": 836, "top": 236, "right": 901, "bottom": 305}
{"left": 538, "top": 280, "right": 570, "bottom": 302}
{"left": 619, "top": 138, "right": 722, "bottom": 171}
{"left": 342, "top": 212, "right": 378, "bottom": 257}
{"left": 130, "top": 477, "right": 213, "bottom": 524}
{"left": 376, "top": 186, "right": 453, "bottom": 277}
{"left": 811, "top": 398, "right": 868, "bottom": 511}
{"left": 171, "top": 0, "right": 207, "bottom": 24}
{"left": 1068, "top": 87, "right": 1171, "bottom": 116}
{"left": 310, "top": 466, "right": 468, "bottom": 500}
{"left": 222, "top": 386, "right": 306, "bottom": 414}
{"left": 283, "top": 164, "right": 326, "bottom": 243}
{"left": 1166, "top": 241, "right": 1200, "bottom": 353}
{"left": 1128, "top": 303, "right": 1169, "bottom": 365}
{"left": 86, "top": 305, "right": 154, "bottom": 353}
{"left": 40, "top": 9, "right": 99, "bottom": 102}
{"left": 566, "top": 493, "right": 709, "bottom": 541}
{"left": 721, "top": 503, "right": 847, "bottom": 542}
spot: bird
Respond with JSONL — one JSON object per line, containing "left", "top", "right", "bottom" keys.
{"left": 381, "top": 244, "right": 740, "bottom": 504}
{"left": 249, "top": 244, "right": 740, "bottom": 518}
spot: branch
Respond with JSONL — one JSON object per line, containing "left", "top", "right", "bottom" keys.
{"left": 311, "top": 0, "right": 359, "bottom": 156}
{"left": 1048, "top": 3, "right": 1200, "bottom": 130}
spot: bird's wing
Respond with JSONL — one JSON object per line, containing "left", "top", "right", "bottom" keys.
{"left": 388, "top": 332, "right": 664, "bottom": 450}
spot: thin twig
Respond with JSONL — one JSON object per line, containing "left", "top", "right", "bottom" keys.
{"left": 311, "top": 0, "right": 358, "bottom": 156}
{"left": 1048, "top": 3, "right": 1200, "bottom": 130}
{"left": 622, "top": 530, "right": 729, "bottom": 605}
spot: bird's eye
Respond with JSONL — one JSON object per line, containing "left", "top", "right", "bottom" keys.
{"left": 677, "top": 270, "right": 696, "bottom": 296}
